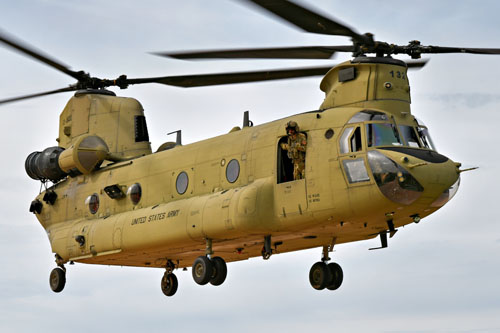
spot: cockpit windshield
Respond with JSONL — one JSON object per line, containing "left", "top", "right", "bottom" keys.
{"left": 366, "top": 123, "right": 401, "bottom": 147}
{"left": 346, "top": 111, "right": 437, "bottom": 151}
{"left": 415, "top": 118, "right": 436, "bottom": 151}
{"left": 398, "top": 126, "right": 421, "bottom": 148}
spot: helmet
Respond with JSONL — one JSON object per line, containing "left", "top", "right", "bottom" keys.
{"left": 286, "top": 121, "right": 299, "bottom": 132}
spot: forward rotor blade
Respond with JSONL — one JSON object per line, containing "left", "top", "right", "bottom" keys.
{"left": 0, "top": 86, "right": 77, "bottom": 105}
{"left": 153, "top": 45, "right": 355, "bottom": 60}
{"left": 421, "top": 46, "right": 500, "bottom": 55}
{"left": 125, "top": 66, "right": 334, "bottom": 88}
{"left": 0, "top": 29, "right": 84, "bottom": 81}
{"left": 405, "top": 59, "right": 429, "bottom": 69}
{"left": 244, "top": 0, "right": 370, "bottom": 44}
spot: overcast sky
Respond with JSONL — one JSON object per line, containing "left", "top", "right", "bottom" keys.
{"left": 0, "top": 1, "right": 499, "bottom": 332}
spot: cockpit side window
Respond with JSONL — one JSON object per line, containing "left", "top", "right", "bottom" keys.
{"left": 417, "top": 127, "right": 436, "bottom": 150}
{"left": 340, "top": 127, "right": 362, "bottom": 154}
{"left": 414, "top": 118, "right": 437, "bottom": 151}
{"left": 340, "top": 127, "right": 354, "bottom": 154}
{"left": 350, "top": 127, "right": 362, "bottom": 152}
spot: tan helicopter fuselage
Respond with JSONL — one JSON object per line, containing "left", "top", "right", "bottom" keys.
{"left": 32, "top": 58, "right": 460, "bottom": 269}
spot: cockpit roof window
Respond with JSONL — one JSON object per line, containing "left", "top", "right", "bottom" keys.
{"left": 348, "top": 110, "right": 388, "bottom": 123}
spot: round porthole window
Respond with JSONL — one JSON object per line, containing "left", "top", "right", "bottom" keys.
{"left": 127, "top": 183, "right": 142, "bottom": 205}
{"left": 85, "top": 193, "right": 99, "bottom": 214}
{"left": 226, "top": 159, "right": 240, "bottom": 183}
{"left": 325, "top": 128, "right": 334, "bottom": 139}
{"left": 176, "top": 171, "right": 189, "bottom": 194}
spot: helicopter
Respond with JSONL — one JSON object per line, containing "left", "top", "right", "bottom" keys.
{"left": 0, "top": 0, "right": 496, "bottom": 297}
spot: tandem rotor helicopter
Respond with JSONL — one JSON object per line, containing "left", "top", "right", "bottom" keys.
{"left": 0, "top": 0, "right": 496, "bottom": 297}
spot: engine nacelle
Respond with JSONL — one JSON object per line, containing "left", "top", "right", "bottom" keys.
{"left": 25, "top": 147, "right": 66, "bottom": 182}
{"left": 25, "top": 135, "right": 110, "bottom": 183}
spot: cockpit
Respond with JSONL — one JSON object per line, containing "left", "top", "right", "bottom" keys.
{"left": 339, "top": 110, "right": 459, "bottom": 208}
{"left": 346, "top": 110, "right": 436, "bottom": 151}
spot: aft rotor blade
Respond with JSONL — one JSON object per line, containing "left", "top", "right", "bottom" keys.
{"left": 244, "top": 0, "right": 371, "bottom": 44}
{"left": 0, "top": 30, "right": 85, "bottom": 81}
{"left": 125, "top": 66, "right": 334, "bottom": 88}
{"left": 154, "top": 45, "right": 355, "bottom": 60}
{"left": 0, "top": 86, "right": 77, "bottom": 105}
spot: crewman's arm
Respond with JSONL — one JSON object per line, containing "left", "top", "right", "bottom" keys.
{"left": 295, "top": 134, "right": 307, "bottom": 152}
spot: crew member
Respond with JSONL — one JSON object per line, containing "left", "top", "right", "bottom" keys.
{"left": 281, "top": 121, "right": 307, "bottom": 180}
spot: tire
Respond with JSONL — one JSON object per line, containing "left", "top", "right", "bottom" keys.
{"left": 192, "top": 256, "right": 213, "bottom": 285}
{"left": 309, "top": 262, "right": 332, "bottom": 290}
{"left": 210, "top": 257, "right": 227, "bottom": 286}
{"left": 161, "top": 273, "right": 178, "bottom": 296}
{"left": 49, "top": 267, "right": 66, "bottom": 293}
{"left": 326, "top": 262, "right": 344, "bottom": 291}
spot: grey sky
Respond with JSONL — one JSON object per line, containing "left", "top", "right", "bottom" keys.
{"left": 0, "top": 1, "right": 499, "bottom": 332}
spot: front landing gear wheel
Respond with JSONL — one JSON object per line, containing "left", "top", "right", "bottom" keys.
{"left": 210, "top": 256, "right": 227, "bottom": 286}
{"left": 192, "top": 256, "right": 213, "bottom": 285}
{"left": 326, "top": 262, "right": 343, "bottom": 291}
{"left": 309, "top": 262, "right": 332, "bottom": 290}
{"left": 161, "top": 273, "right": 178, "bottom": 296}
{"left": 49, "top": 267, "right": 66, "bottom": 293}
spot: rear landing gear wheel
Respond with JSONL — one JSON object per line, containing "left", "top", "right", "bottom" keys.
{"left": 161, "top": 272, "right": 178, "bottom": 296}
{"left": 210, "top": 256, "right": 227, "bottom": 286}
{"left": 326, "top": 262, "right": 343, "bottom": 291}
{"left": 49, "top": 267, "right": 66, "bottom": 293}
{"left": 309, "top": 262, "right": 332, "bottom": 290}
{"left": 192, "top": 256, "right": 213, "bottom": 285}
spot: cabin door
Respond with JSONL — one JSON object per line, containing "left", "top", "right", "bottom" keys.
{"left": 275, "top": 136, "right": 308, "bottom": 218}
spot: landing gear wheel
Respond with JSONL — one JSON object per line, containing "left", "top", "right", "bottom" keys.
{"left": 161, "top": 272, "right": 178, "bottom": 296}
{"left": 49, "top": 267, "right": 66, "bottom": 293}
{"left": 210, "top": 256, "right": 227, "bottom": 286}
{"left": 192, "top": 256, "right": 213, "bottom": 285}
{"left": 326, "top": 262, "right": 343, "bottom": 291}
{"left": 309, "top": 262, "right": 332, "bottom": 290}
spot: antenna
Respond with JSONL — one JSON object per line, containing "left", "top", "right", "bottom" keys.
{"left": 243, "top": 111, "right": 253, "bottom": 128}
{"left": 167, "top": 130, "right": 182, "bottom": 146}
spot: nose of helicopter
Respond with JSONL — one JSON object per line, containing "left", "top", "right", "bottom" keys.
{"left": 367, "top": 148, "right": 460, "bottom": 208}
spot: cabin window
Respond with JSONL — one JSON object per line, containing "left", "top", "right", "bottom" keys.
{"left": 226, "top": 159, "right": 240, "bottom": 183}
{"left": 398, "top": 126, "right": 421, "bottom": 148}
{"left": 176, "top": 172, "right": 189, "bottom": 195}
{"left": 342, "top": 159, "right": 370, "bottom": 183}
{"left": 366, "top": 123, "right": 402, "bottom": 147}
{"left": 127, "top": 183, "right": 142, "bottom": 205}
{"left": 85, "top": 193, "right": 99, "bottom": 214}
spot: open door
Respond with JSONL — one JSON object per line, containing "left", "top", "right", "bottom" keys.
{"left": 275, "top": 136, "right": 308, "bottom": 218}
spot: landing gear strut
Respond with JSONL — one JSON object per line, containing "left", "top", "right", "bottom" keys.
{"left": 309, "top": 244, "right": 343, "bottom": 291}
{"left": 161, "top": 260, "right": 178, "bottom": 297}
{"left": 192, "top": 255, "right": 228, "bottom": 286}
{"left": 192, "top": 238, "right": 227, "bottom": 286}
{"left": 49, "top": 255, "right": 66, "bottom": 293}
{"left": 49, "top": 266, "right": 66, "bottom": 293}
